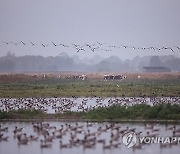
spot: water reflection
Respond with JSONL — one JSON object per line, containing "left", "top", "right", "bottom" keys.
{"left": 0, "top": 121, "right": 180, "bottom": 154}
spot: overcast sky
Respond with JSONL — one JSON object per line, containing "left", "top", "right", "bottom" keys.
{"left": 0, "top": 0, "right": 180, "bottom": 60}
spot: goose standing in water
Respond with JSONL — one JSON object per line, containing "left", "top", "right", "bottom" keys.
{"left": 40, "top": 140, "right": 52, "bottom": 148}
{"left": 59, "top": 140, "right": 72, "bottom": 149}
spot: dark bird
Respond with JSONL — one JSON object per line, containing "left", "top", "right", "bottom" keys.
{"left": 77, "top": 48, "right": 85, "bottom": 53}
{"left": 52, "top": 42, "right": 58, "bottom": 46}
{"left": 30, "top": 41, "right": 37, "bottom": 46}
{"left": 10, "top": 42, "right": 20, "bottom": 45}
{"left": 97, "top": 41, "right": 105, "bottom": 46}
{"left": 72, "top": 43, "right": 79, "bottom": 48}
{"left": 155, "top": 47, "right": 161, "bottom": 51}
{"left": 148, "top": 47, "right": 156, "bottom": 50}
{"left": 59, "top": 44, "right": 69, "bottom": 47}
{"left": 90, "top": 47, "right": 99, "bottom": 52}
{"left": 121, "top": 45, "right": 128, "bottom": 48}
{"left": 175, "top": 46, "right": 180, "bottom": 50}
{"left": 108, "top": 45, "right": 117, "bottom": 48}
{"left": 85, "top": 43, "right": 96, "bottom": 48}
{"left": 101, "top": 49, "right": 111, "bottom": 52}
{"left": 21, "top": 41, "right": 26, "bottom": 45}
{"left": 141, "top": 47, "right": 147, "bottom": 50}
{"left": 2, "top": 41, "right": 9, "bottom": 45}
{"left": 76, "top": 46, "right": 85, "bottom": 53}
{"left": 72, "top": 44, "right": 85, "bottom": 52}
{"left": 162, "top": 47, "right": 175, "bottom": 53}
{"left": 41, "top": 43, "right": 46, "bottom": 47}
{"left": 41, "top": 43, "right": 49, "bottom": 47}
{"left": 168, "top": 47, "right": 174, "bottom": 53}
{"left": 86, "top": 44, "right": 91, "bottom": 48}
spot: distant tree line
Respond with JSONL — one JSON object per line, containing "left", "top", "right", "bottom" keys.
{"left": 0, "top": 52, "right": 179, "bottom": 72}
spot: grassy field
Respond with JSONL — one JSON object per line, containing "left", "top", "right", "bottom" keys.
{"left": 0, "top": 77, "right": 179, "bottom": 97}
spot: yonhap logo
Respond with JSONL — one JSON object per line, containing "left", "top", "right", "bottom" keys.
{"left": 122, "top": 132, "right": 180, "bottom": 148}
{"left": 122, "top": 132, "right": 137, "bottom": 148}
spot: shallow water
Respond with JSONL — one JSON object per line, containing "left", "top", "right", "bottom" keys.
{"left": 0, "top": 121, "right": 180, "bottom": 154}
{"left": 0, "top": 97, "right": 179, "bottom": 113}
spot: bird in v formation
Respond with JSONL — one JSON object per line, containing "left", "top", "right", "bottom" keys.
{"left": 0, "top": 41, "right": 179, "bottom": 53}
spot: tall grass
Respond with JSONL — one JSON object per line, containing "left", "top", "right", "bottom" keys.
{"left": 0, "top": 109, "right": 44, "bottom": 119}
{"left": 83, "top": 104, "right": 180, "bottom": 120}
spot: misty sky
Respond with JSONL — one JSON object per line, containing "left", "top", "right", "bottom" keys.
{"left": 0, "top": 0, "right": 180, "bottom": 60}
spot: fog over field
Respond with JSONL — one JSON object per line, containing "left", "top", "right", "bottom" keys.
{"left": 0, "top": 52, "right": 179, "bottom": 72}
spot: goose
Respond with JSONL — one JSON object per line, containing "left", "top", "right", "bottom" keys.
{"left": 119, "top": 126, "right": 129, "bottom": 134}
{"left": 17, "top": 134, "right": 29, "bottom": 145}
{"left": 29, "top": 135, "right": 38, "bottom": 141}
{"left": 18, "top": 139, "right": 28, "bottom": 145}
{"left": 172, "top": 131, "right": 180, "bottom": 137}
{"left": 103, "top": 140, "right": 112, "bottom": 149}
{"left": 30, "top": 41, "right": 37, "bottom": 46}
{"left": 40, "top": 140, "right": 52, "bottom": 148}
{"left": 146, "top": 131, "right": 158, "bottom": 137}
{"left": 14, "top": 126, "right": 23, "bottom": 134}
{"left": 110, "top": 132, "right": 119, "bottom": 142}
{"left": 136, "top": 131, "right": 142, "bottom": 136}
{"left": 85, "top": 44, "right": 92, "bottom": 48}
{"left": 41, "top": 43, "right": 49, "bottom": 47}
{"left": 75, "top": 123, "right": 83, "bottom": 129}
{"left": 162, "top": 47, "right": 175, "bottom": 53}
{"left": 97, "top": 139, "right": 105, "bottom": 144}
{"left": 160, "top": 142, "right": 171, "bottom": 148}
{"left": 148, "top": 47, "right": 156, "bottom": 50}
{"left": 96, "top": 41, "right": 105, "bottom": 46}
{"left": 86, "top": 129, "right": 96, "bottom": 137}
{"left": 173, "top": 127, "right": 180, "bottom": 133}
{"left": 75, "top": 46, "right": 85, "bottom": 53}
{"left": 0, "top": 125, "right": 8, "bottom": 132}
{"left": 72, "top": 43, "right": 79, "bottom": 48}
{"left": 44, "top": 134, "right": 54, "bottom": 142}
{"left": 128, "top": 128, "right": 136, "bottom": 132}
{"left": 108, "top": 45, "right": 117, "bottom": 48}
{"left": 132, "top": 144, "right": 143, "bottom": 150}
{"left": 121, "top": 45, "right": 128, "bottom": 48}
{"left": 90, "top": 47, "right": 99, "bottom": 52}
{"left": 52, "top": 42, "right": 58, "bottom": 46}
{"left": 175, "top": 46, "right": 180, "bottom": 50}
{"left": 111, "top": 142, "right": 121, "bottom": 148}
{"left": 59, "top": 44, "right": 69, "bottom": 47}
{"left": 86, "top": 136, "right": 96, "bottom": 142}
{"left": 141, "top": 47, "right": 147, "bottom": 50}
{"left": 0, "top": 134, "right": 9, "bottom": 141}
{"left": 10, "top": 42, "right": 20, "bottom": 45}
{"left": 21, "top": 41, "right": 26, "bottom": 45}
{"left": 144, "top": 124, "right": 154, "bottom": 130}
{"left": 83, "top": 141, "right": 96, "bottom": 149}
{"left": 2, "top": 41, "right": 9, "bottom": 44}
{"left": 165, "top": 125, "right": 175, "bottom": 131}
{"left": 59, "top": 140, "right": 71, "bottom": 148}
{"left": 100, "top": 49, "right": 112, "bottom": 51}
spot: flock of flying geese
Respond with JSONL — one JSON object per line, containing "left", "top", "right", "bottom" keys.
{"left": 0, "top": 122, "right": 180, "bottom": 151}
{"left": 1, "top": 41, "right": 180, "bottom": 53}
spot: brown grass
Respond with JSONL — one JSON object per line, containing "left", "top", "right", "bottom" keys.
{"left": 0, "top": 72, "right": 179, "bottom": 83}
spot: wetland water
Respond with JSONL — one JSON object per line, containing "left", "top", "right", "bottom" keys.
{"left": 0, "top": 97, "right": 179, "bottom": 113}
{"left": 0, "top": 121, "right": 180, "bottom": 154}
